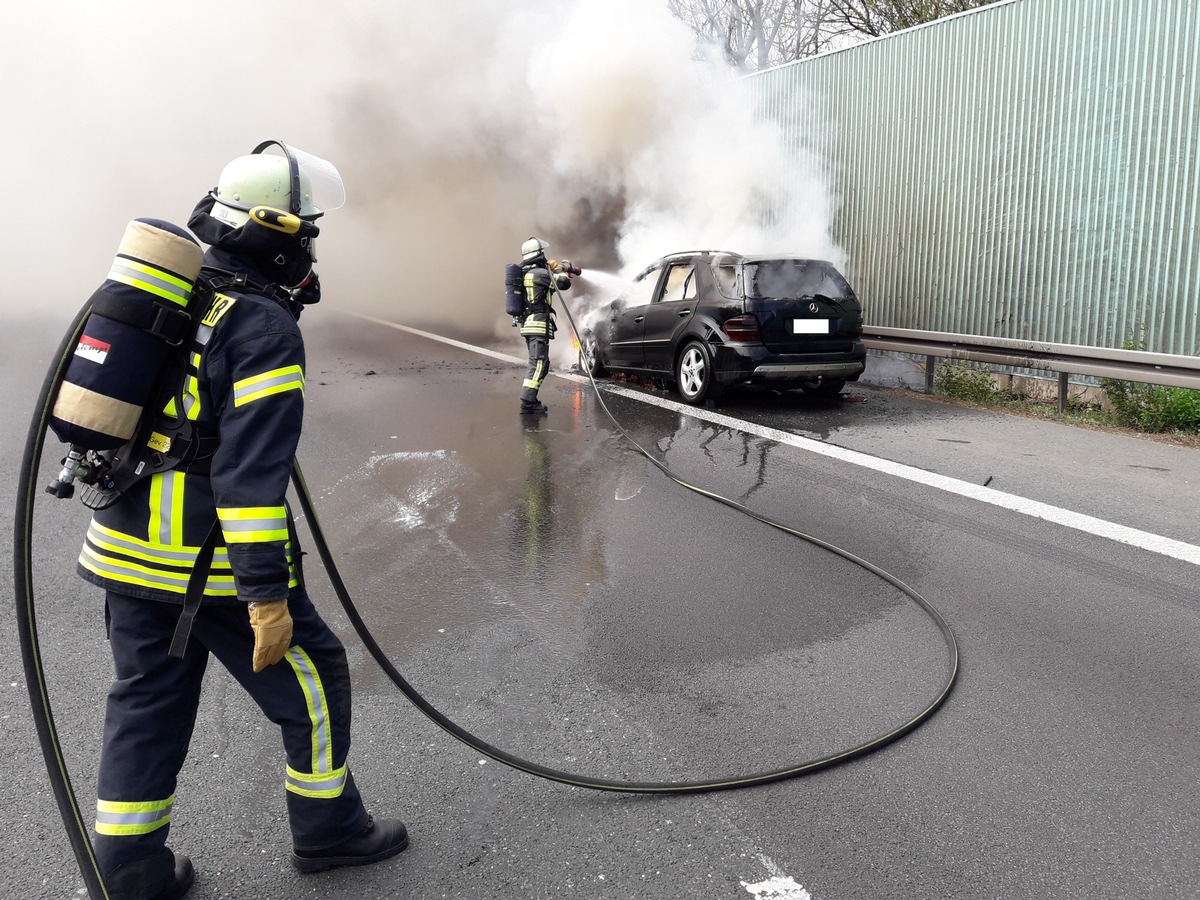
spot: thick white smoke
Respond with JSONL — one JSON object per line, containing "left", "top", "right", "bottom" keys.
{"left": 1, "top": 0, "right": 841, "bottom": 359}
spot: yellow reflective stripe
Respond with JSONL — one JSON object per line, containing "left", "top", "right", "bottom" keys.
{"left": 84, "top": 519, "right": 231, "bottom": 567}
{"left": 96, "top": 796, "right": 173, "bottom": 836}
{"left": 177, "top": 351, "right": 203, "bottom": 421}
{"left": 169, "top": 472, "right": 185, "bottom": 546}
{"left": 285, "top": 646, "right": 339, "bottom": 790}
{"left": 149, "top": 474, "right": 165, "bottom": 545}
{"left": 108, "top": 258, "right": 191, "bottom": 307}
{"left": 80, "top": 519, "right": 237, "bottom": 596}
{"left": 182, "top": 373, "right": 201, "bottom": 420}
{"left": 217, "top": 506, "right": 288, "bottom": 543}
{"left": 233, "top": 365, "right": 304, "bottom": 408}
{"left": 149, "top": 472, "right": 186, "bottom": 547}
{"left": 79, "top": 543, "right": 238, "bottom": 595}
{"left": 286, "top": 763, "right": 348, "bottom": 799}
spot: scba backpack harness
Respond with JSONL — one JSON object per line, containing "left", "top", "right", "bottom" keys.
{"left": 46, "top": 216, "right": 302, "bottom": 657}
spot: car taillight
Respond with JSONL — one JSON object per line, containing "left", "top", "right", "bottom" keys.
{"left": 722, "top": 314, "right": 761, "bottom": 341}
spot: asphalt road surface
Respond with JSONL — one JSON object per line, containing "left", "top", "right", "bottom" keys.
{"left": 2, "top": 311, "right": 1197, "bottom": 900}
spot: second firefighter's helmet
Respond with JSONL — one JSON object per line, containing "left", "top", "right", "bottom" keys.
{"left": 522, "top": 236, "right": 549, "bottom": 264}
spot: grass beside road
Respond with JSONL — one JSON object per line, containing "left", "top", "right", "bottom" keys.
{"left": 929, "top": 361, "right": 1200, "bottom": 449}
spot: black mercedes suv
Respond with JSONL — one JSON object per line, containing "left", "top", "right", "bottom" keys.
{"left": 579, "top": 251, "right": 865, "bottom": 404}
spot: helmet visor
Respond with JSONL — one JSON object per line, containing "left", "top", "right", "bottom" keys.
{"left": 253, "top": 141, "right": 346, "bottom": 218}
{"left": 292, "top": 147, "right": 345, "bottom": 215}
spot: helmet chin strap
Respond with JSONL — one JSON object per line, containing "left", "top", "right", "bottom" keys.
{"left": 189, "top": 196, "right": 314, "bottom": 288}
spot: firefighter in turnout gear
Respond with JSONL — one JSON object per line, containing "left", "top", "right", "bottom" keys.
{"left": 517, "top": 236, "right": 577, "bottom": 414}
{"left": 76, "top": 143, "right": 407, "bottom": 900}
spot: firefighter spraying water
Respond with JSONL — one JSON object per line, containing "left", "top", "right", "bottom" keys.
{"left": 508, "top": 236, "right": 582, "bottom": 415}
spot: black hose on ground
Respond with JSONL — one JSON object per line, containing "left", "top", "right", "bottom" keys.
{"left": 286, "top": 288, "right": 959, "bottom": 792}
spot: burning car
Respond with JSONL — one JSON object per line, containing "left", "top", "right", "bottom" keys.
{"left": 577, "top": 251, "right": 866, "bottom": 404}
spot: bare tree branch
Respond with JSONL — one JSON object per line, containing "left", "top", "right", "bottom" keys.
{"left": 827, "top": 0, "right": 1002, "bottom": 39}
{"left": 667, "top": 0, "right": 1004, "bottom": 68}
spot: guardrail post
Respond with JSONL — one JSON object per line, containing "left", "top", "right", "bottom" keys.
{"left": 1058, "top": 372, "right": 1069, "bottom": 413}
{"left": 925, "top": 355, "right": 936, "bottom": 394}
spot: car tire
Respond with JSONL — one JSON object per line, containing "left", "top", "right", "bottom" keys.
{"left": 675, "top": 340, "right": 719, "bottom": 404}
{"left": 799, "top": 377, "right": 847, "bottom": 398}
{"left": 579, "top": 332, "right": 607, "bottom": 377}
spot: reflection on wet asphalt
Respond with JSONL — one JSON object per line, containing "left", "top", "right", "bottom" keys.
{"left": 298, "top": 318, "right": 951, "bottom": 782}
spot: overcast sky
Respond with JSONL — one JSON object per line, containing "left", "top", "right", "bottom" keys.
{"left": 1, "top": 0, "right": 841, "bottom": 340}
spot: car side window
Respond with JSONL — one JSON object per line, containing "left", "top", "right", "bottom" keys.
{"left": 713, "top": 265, "right": 738, "bottom": 298}
{"left": 625, "top": 267, "right": 662, "bottom": 308}
{"left": 659, "top": 264, "right": 696, "bottom": 304}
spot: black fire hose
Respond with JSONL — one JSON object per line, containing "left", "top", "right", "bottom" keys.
{"left": 289, "top": 285, "right": 958, "bottom": 792}
{"left": 15, "top": 297, "right": 958, "bottom": 897}
{"left": 15, "top": 303, "right": 111, "bottom": 899}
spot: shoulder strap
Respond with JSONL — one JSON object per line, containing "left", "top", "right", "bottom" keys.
{"left": 168, "top": 520, "right": 220, "bottom": 658}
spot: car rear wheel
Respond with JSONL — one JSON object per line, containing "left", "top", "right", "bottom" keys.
{"left": 675, "top": 340, "right": 719, "bottom": 404}
{"left": 799, "top": 377, "right": 847, "bottom": 398}
{"left": 579, "top": 332, "right": 607, "bottom": 377}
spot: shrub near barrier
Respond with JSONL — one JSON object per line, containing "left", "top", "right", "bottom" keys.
{"left": 934, "top": 361, "right": 1007, "bottom": 405}
{"left": 1100, "top": 378, "right": 1200, "bottom": 433}
{"left": 1100, "top": 328, "right": 1200, "bottom": 434}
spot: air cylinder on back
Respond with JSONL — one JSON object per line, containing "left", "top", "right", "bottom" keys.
{"left": 50, "top": 218, "right": 204, "bottom": 450}
{"left": 504, "top": 263, "right": 525, "bottom": 317}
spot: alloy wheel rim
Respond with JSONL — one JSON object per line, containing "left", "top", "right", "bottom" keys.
{"left": 680, "top": 348, "right": 705, "bottom": 397}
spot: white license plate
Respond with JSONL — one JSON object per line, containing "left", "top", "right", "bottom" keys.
{"left": 793, "top": 319, "right": 829, "bottom": 334}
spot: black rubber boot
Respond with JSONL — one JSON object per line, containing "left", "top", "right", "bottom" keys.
{"left": 104, "top": 849, "right": 194, "bottom": 900}
{"left": 519, "top": 401, "right": 548, "bottom": 415}
{"left": 291, "top": 817, "right": 409, "bottom": 874}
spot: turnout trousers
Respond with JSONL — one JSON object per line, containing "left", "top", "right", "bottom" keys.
{"left": 521, "top": 334, "right": 550, "bottom": 403}
{"left": 94, "top": 589, "right": 370, "bottom": 878}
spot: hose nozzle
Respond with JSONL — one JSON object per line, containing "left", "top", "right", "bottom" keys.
{"left": 559, "top": 259, "right": 583, "bottom": 277}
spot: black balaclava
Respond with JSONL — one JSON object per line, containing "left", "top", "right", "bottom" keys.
{"left": 188, "top": 195, "right": 316, "bottom": 289}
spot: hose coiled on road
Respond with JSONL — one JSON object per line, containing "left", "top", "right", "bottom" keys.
{"left": 289, "top": 288, "right": 959, "bottom": 792}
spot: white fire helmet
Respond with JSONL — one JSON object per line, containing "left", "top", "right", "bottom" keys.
{"left": 210, "top": 142, "right": 345, "bottom": 229}
{"left": 522, "top": 236, "right": 549, "bottom": 262}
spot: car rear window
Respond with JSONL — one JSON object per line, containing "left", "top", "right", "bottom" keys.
{"left": 744, "top": 261, "right": 851, "bottom": 300}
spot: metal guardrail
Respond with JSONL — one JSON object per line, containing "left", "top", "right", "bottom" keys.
{"left": 862, "top": 326, "right": 1200, "bottom": 412}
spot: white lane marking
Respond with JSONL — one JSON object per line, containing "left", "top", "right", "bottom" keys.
{"left": 741, "top": 853, "right": 813, "bottom": 899}
{"left": 348, "top": 313, "right": 527, "bottom": 366}
{"left": 742, "top": 876, "right": 813, "bottom": 900}
{"left": 594, "top": 383, "right": 1200, "bottom": 566}
{"left": 343, "top": 312, "right": 1200, "bottom": 567}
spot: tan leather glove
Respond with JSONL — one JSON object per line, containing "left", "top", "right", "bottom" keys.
{"left": 249, "top": 599, "right": 293, "bottom": 672}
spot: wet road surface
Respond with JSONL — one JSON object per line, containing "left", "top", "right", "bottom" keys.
{"left": 3, "top": 312, "right": 1197, "bottom": 900}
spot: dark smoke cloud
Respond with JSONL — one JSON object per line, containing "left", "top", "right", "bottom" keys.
{"left": 2, "top": 0, "right": 841, "bottom": 360}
